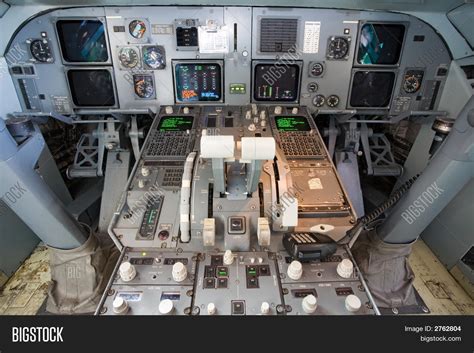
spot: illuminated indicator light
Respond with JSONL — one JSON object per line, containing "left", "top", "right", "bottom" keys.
{"left": 142, "top": 252, "right": 147, "bottom": 256}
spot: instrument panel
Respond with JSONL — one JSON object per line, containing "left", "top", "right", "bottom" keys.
{"left": 6, "top": 6, "right": 450, "bottom": 116}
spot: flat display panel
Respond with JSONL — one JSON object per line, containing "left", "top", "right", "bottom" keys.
{"left": 357, "top": 23, "right": 405, "bottom": 65}
{"left": 158, "top": 116, "right": 194, "bottom": 131}
{"left": 57, "top": 20, "right": 108, "bottom": 63}
{"left": 174, "top": 62, "right": 222, "bottom": 102}
{"left": 67, "top": 69, "right": 115, "bottom": 107}
{"left": 275, "top": 116, "right": 311, "bottom": 132}
{"left": 350, "top": 71, "right": 395, "bottom": 108}
{"left": 253, "top": 63, "right": 300, "bottom": 101}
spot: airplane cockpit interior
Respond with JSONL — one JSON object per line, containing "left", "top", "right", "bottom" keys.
{"left": 0, "top": 0, "right": 472, "bottom": 322}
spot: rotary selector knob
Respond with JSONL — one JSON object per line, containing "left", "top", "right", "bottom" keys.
{"left": 248, "top": 123, "right": 256, "bottom": 132}
{"left": 223, "top": 250, "right": 234, "bottom": 265}
{"left": 292, "top": 107, "right": 299, "bottom": 115}
{"left": 337, "top": 259, "right": 354, "bottom": 279}
{"left": 345, "top": 294, "right": 362, "bottom": 313}
{"left": 119, "top": 261, "right": 136, "bottom": 282}
{"left": 302, "top": 295, "right": 317, "bottom": 314}
{"left": 112, "top": 297, "right": 129, "bottom": 314}
{"left": 261, "top": 302, "right": 270, "bottom": 315}
{"left": 274, "top": 106, "right": 282, "bottom": 114}
{"left": 141, "top": 166, "right": 150, "bottom": 176}
{"left": 207, "top": 302, "right": 216, "bottom": 315}
{"left": 159, "top": 299, "right": 174, "bottom": 315}
{"left": 165, "top": 106, "right": 173, "bottom": 114}
{"left": 287, "top": 260, "right": 303, "bottom": 280}
{"left": 172, "top": 262, "right": 187, "bottom": 282}
{"left": 183, "top": 106, "right": 190, "bottom": 114}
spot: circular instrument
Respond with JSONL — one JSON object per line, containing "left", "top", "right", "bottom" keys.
{"left": 403, "top": 75, "right": 421, "bottom": 93}
{"left": 312, "top": 94, "right": 325, "bottom": 107}
{"left": 129, "top": 19, "right": 147, "bottom": 39}
{"left": 309, "top": 62, "right": 324, "bottom": 77}
{"left": 307, "top": 82, "right": 319, "bottom": 93}
{"left": 327, "top": 95, "right": 340, "bottom": 107}
{"left": 30, "top": 39, "right": 53, "bottom": 63}
{"left": 327, "top": 37, "right": 350, "bottom": 60}
{"left": 142, "top": 45, "right": 166, "bottom": 70}
{"left": 133, "top": 74, "right": 155, "bottom": 99}
{"left": 118, "top": 47, "right": 139, "bottom": 68}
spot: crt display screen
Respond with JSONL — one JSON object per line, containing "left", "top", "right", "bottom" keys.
{"left": 254, "top": 63, "right": 300, "bottom": 102}
{"left": 350, "top": 71, "right": 395, "bottom": 108}
{"left": 275, "top": 116, "right": 311, "bottom": 132}
{"left": 57, "top": 20, "right": 108, "bottom": 63}
{"left": 357, "top": 23, "right": 405, "bottom": 65}
{"left": 175, "top": 63, "right": 222, "bottom": 102}
{"left": 67, "top": 69, "right": 115, "bottom": 107}
{"left": 158, "top": 116, "right": 194, "bottom": 131}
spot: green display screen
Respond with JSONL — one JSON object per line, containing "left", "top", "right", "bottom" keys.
{"left": 158, "top": 116, "right": 194, "bottom": 131}
{"left": 275, "top": 116, "right": 311, "bottom": 132}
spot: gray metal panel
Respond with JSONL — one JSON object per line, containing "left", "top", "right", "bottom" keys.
{"left": 422, "top": 179, "right": 474, "bottom": 269}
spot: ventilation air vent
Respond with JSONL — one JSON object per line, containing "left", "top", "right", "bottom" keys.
{"left": 260, "top": 18, "right": 298, "bottom": 53}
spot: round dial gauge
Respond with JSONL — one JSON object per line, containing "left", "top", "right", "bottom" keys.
{"left": 307, "top": 82, "right": 319, "bottom": 93}
{"left": 129, "top": 20, "right": 147, "bottom": 39}
{"left": 403, "top": 75, "right": 421, "bottom": 94}
{"left": 133, "top": 74, "right": 155, "bottom": 99}
{"left": 118, "top": 47, "right": 139, "bottom": 68}
{"left": 313, "top": 94, "right": 325, "bottom": 107}
{"left": 327, "top": 37, "right": 349, "bottom": 60}
{"left": 310, "top": 62, "right": 324, "bottom": 77}
{"left": 327, "top": 95, "right": 340, "bottom": 107}
{"left": 30, "top": 39, "right": 53, "bottom": 63}
{"left": 142, "top": 46, "right": 166, "bottom": 70}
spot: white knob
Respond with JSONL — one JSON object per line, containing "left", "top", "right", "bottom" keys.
{"left": 261, "top": 302, "right": 270, "bottom": 315}
{"left": 207, "top": 302, "right": 216, "bottom": 315}
{"left": 250, "top": 257, "right": 255, "bottom": 264}
{"left": 112, "top": 297, "right": 129, "bottom": 314}
{"left": 138, "top": 179, "right": 146, "bottom": 189}
{"left": 345, "top": 294, "right": 362, "bottom": 313}
{"left": 119, "top": 261, "right": 136, "bottom": 282}
{"left": 252, "top": 104, "right": 258, "bottom": 115}
{"left": 258, "top": 257, "right": 263, "bottom": 264}
{"left": 259, "top": 110, "right": 266, "bottom": 120}
{"left": 165, "top": 106, "right": 173, "bottom": 114}
{"left": 248, "top": 123, "right": 256, "bottom": 132}
{"left": 287, "top": 260, "right": 303, "bottom": 280}
{"left": 141, "top": 166, "right": 150, "bottom": 176}
{"left": 172, "top": 262, "right": 187, "bottom": 282}
{"left": 223, "top": 250, "right": 234, "bottom": 265}
{"left": 245, "top": 110, "right": 252, "bottom": 120}
{"left": 242, "top": 50, "right": 249, "bottom": 57}
{"left": 337, "top": 259, "right": 354, "bottom": 279}
{"left": 292, "top": 107, "right": 299, "bottom": 115}
{"left": 254, "top": 117, "right": 259, "bottom": 124}
{"left": 302, "top": 295, "right": 317, "bottom": 314}
{"left": 274, "top": 106, "right": 282, "bottom": 114}
{"left": 260, "top": 120, "right": 267, "bottom": 127}
{"left": 159, "top": 299, "right": 174, "bottom": 315}
{"left": 183, "top": 106, "right": 190, "bottom": 114}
